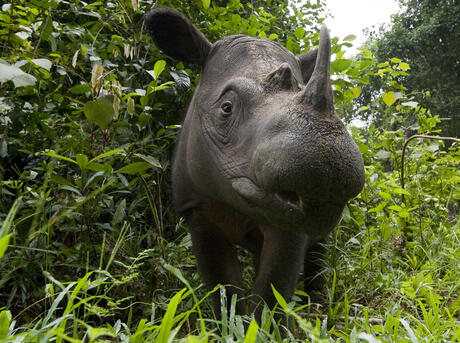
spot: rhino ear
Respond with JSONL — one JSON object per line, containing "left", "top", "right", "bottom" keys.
{"left": 144, "top": 8, "right": 211, "bottom": 65}
{"left": 297, "top": 49, "right": 318, "bottom": 84}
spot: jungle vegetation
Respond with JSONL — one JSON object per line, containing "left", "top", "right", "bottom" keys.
{"left": 0, "top": 0, "right": 458, "bottom": 341}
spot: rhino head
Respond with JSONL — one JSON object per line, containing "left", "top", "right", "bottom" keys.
{"left": 146, "top": 8, "right": 364, "bottom": 239}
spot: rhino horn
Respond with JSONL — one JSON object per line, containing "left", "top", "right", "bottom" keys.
{"left": 301, "top": 25, "right": 334, "bottom": 111}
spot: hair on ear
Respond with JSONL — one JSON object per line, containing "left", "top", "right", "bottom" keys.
{"left": 144, "top": 8, "right": 211, "bottom": 65}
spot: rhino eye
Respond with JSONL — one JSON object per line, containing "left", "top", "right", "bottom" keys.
{"left": 220, "top": 101, "right": 233, "bottom": 116}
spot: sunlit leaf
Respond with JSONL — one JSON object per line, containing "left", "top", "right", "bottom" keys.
{"left": 271, "top": 284, "right": 287, "bottom": 310}
{"left": 0, "top": 310, "right": 12, "bottom": 338}
{"left": 202, "top": 0, "right": 210, "bottom": 10}
{"left": 343, "top": 34, "right": 356, "bottom": 41}
{"left": 153, "top": 60, "right": 166, "bottom": 80}
{"left": 243, "top": 320, "right": 259, "bottom": 343}
{"left": 382, "top": 91, "right": 396, "bottom": 107}
{"left": 0, "top": 63, "right": 37, "bottom": 87}
{"left": 294, "top": 27, "right": 305, "bottom": 39}
{"left": 31, "top": 58, "right": 52, "bottom": 71}
{"left": 0, "top": 234, "right": 11, "bottom": 260}
{"left": 399, "top": 62, "right": 410, "bottom": 71}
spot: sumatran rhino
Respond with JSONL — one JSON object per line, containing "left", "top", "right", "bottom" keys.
{"left": 145, "top": 8, "right": 365, "bottom": 317}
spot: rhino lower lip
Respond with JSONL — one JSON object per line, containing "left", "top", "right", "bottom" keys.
{"left": 231, "top": 177, "right": 306, "bottom": 225}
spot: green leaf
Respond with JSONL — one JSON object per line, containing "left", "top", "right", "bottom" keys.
{"left": 157, "top": 288, "right": 187, "bottom": 343}
{"left": 135, "top": 154, "right": 162, "bottom": 169}
{"left": 89, "top": 149, "right": 124, "bottom": 163}
{"left": 382, "top": 91, "right": 396, "bottom": 107}
{"left": 75, "top": 154, "right": 88, "bottom": 170}
{"left": 69, "top": 83, "right": 91, "bottom": 94}
{"left": 1, "top": 197, "right": 22, "bottom": 238}
{"left": 117, "top": 162, "right": 152, "bottom": 174}
{"left": 294, "top": 27, "right": 305, "bottom": 39}
{"left": 343, "top": 34, "right": 357, "bottom": 41}
{"left": 0, "top": 63, "right": 37, "bottom": 87}
{"left": 88, "top": 327, "right": 116, "bottom": 341}
{"left": 243, "top": 320, "right": 259, "bottom": 343}
{"left": 271, "top": 284, "right": 287, "bottom": 310}
{"left": 392, "top": 187, "right": 411, "bottom": 196}
{"left": 351, "top": 86, "right": 361, "bottom": 97}
{"left": 0, "top": 234, "right": 11, "bottom": 260}
{"left": 202, "top": 0, "right": 210, "bottom": 9}
{"left": 170, "top": 70, "right": 190, "bottom": 89}
{"left": 391, "top": 57, "right": 402, "bottom": 63}
{"left": 44, "top": 150, "right": 77, "bottom": 164}
{"left": 153, "top": 60, "right": 166, "bottom": 80}
{"left": 399, "top": 62, "right": 411, "bottom": 71}
{"left": 31, "top": 58, "right": 52, "bottom": 71}
{"left": 86, "top": 162, "right": 112, "bottom": 173}
{"left": 331, "top": 59, "right": 352, "bottom": 73}
{"left": 50, "top": 175, "right": 75, "bottom": 187}
{"left": 374, "top": 149, "right": 392, "bottom": 160}
{"left": 0, "top": 310, "right": 12, "bottom": 339}
{"left": 84, "top": 95, "right": 115, "bottom": 129}
{"left": 363, "top": 50, "right": 372, "bottom": 59}
{"left": 378, "top": 191, "right": 392, "bottom": 200}
{"left": 401, "top": 101, "right": 418, "bottom": 108}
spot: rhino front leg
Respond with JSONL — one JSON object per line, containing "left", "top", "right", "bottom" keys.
{"left": 249, "top": 226, "right": 308, "bottom": 320}
{"left": 304, "top": 238, "right": 328, "bottom": 292}
{"left": 188, "top": 224, "right": 246, "bottom": 316}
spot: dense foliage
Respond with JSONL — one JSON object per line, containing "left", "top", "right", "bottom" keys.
{"left": 0, "top": 0, "right": 458, "bottom": 342}
{"left": 357, "top": 0, "right": 460, "bottom": 137}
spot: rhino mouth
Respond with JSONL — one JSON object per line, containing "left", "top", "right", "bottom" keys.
{"left": 231, "top": 177, "right": 343, "bottom": 237}
{"left": 277, "top": 191, "right": 303, "bottom": 208}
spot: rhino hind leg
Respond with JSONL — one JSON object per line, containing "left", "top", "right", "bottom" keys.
{"left": 188, "top": 223, "right": 246, "bottom": 316}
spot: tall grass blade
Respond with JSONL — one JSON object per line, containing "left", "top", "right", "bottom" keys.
{"left": 243, "top": 320, "right": 259, "bottom": 343}
{"left": 157, "top": 288, "right": 187, "bottom": 343}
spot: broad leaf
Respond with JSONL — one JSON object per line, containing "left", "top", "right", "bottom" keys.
{"left": 382, "top": 91, "right": 396, "bottom": 107}
{"left": 202, "top": 0, "right": 210, "bottom": 9}
{"left": 0, "top": 63, "right": 37, "bottom": 87}
{"left": 84, "top": 95, "right": 115, "bottom": 129}
{"left": 343, "top": 34, "right": 357, "bottom": 41}
{"left": 243, "top": 320, "right": 259, "bottom": 343}
{"left": 31, "top": 58, "right": 52, "bottom": 71}
{"left": 117, "top": 162, "right": 152, "bottom": 174}
{"left": 399, "top": 62, "right": 410, "bottom": 71}
{"left": 75, "top": 154, "right": 88, "bottom": 170}
{"left": 153, "top": 60, "right": 166, "bottom": 80}
{"left": 271, "top": 284, "right": 287, "bottom": 310}
{"left": 69, "top": 83, "right": 91, "bottom": 94}
{"left": 0, "top": 310, "right": 12, "bottom": 338}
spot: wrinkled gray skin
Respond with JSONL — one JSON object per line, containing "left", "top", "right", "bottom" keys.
{"left": 145, "top": 8, "right": 365, "bottom": 319}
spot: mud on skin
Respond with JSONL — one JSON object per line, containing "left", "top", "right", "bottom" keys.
{"left": 144, "top": 7, "right": 365, "bottom": 321}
